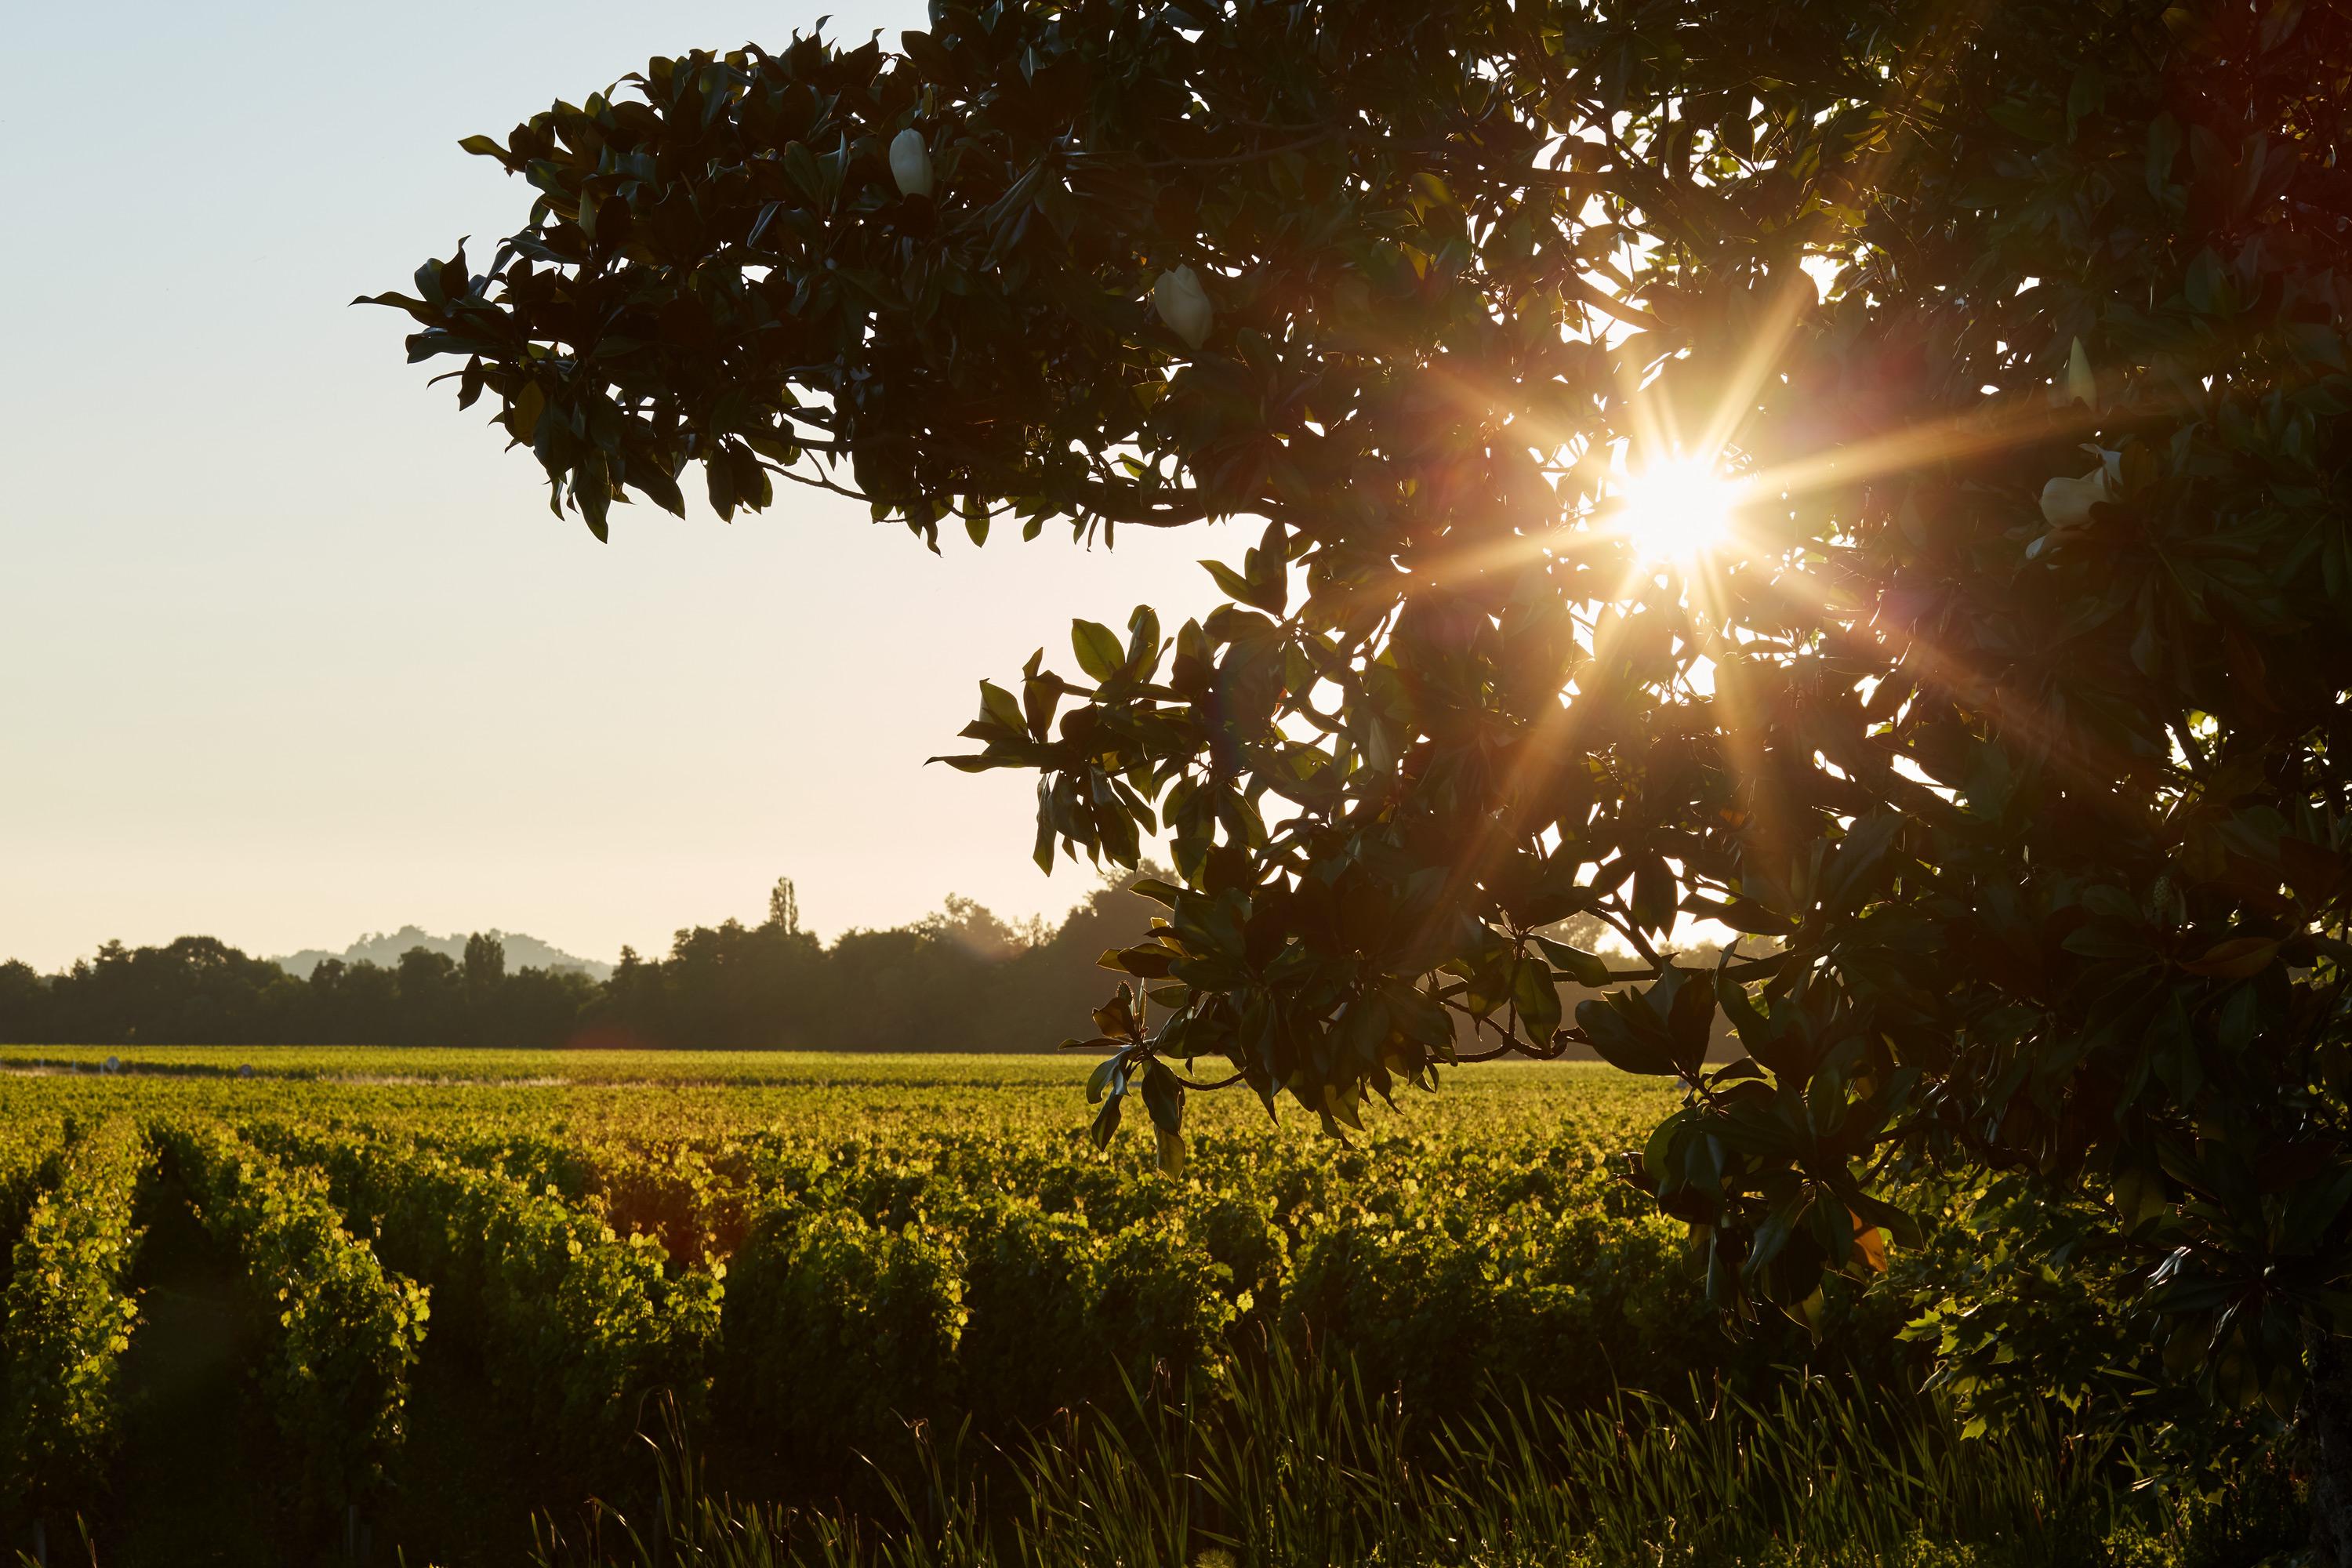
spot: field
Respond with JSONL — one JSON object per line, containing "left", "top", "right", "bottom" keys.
{"left": 0, "top": 1049, "right": 2294, "bottom": 1567}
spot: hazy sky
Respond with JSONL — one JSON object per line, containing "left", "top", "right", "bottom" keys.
{"left": 1, "top": 2, "right": 1228, "bottom": 972}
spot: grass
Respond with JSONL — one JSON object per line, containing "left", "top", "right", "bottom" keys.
{"left": 527, "top": 1348, "right": 2292, "bottom": 1568}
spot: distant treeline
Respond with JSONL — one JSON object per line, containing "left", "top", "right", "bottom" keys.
{"left": 0, "top": 877, "right": 1170, "bottom": 1052}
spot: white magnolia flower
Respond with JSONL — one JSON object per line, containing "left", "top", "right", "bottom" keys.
{"left": 2038, "top": 471, "right": 2108, "bottom": 529}
{"left": 2038, "top": 445, "right": 2124, "bottom": 529}
{"left": 1153, "top": 265, "right": 1213, "bottom": 350}
{"left": 889, "top": 128, "right": 933, "bottom": 198}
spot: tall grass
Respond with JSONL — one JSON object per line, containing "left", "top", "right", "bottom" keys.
{"left": 528, "top": 1351, "right": 2223, "bottom": 1568}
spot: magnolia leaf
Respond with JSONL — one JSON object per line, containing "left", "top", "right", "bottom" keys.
{"left": 1850, "top": 1214, "right": 1888, "bottom": 1275}
{"left": 1071, "top": 620, "right": 1126, "bottom": 684}
{"left": 1534, "top": 935, "right": 1611, "bottom": 987}
{"left": 2180, "top": 936, "right": 2279, "bottom": 978}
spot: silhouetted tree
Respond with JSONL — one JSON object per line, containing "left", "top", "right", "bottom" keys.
{"left": 0, "top": 961, "right": 53, "bottom": 1044}
{"left": 765, "top": 878, "right": 801, "bottom": 936}
{"left": 463, "top": 931, "right": 507, "bottom": 989}
{"left": 375, "top": 5, "right": 2352, "bottom": 1548}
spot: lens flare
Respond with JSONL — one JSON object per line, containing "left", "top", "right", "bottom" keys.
{"left": 1613, "top": 459, "right": 1737, "bottom": 564}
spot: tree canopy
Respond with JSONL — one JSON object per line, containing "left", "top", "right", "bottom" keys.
{"left": 372, "top": 0, "right": 2352, "bottom": 1530}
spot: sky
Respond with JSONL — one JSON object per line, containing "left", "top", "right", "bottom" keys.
{"left": 0, "top": 2, "right": 1229, "bottom": 972}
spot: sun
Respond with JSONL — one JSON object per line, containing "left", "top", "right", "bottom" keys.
{"left": 1612, "top": 458, "right": 1737, "bottom": 564}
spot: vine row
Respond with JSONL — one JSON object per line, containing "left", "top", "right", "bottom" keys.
{"left": 161, "top": 1122, "right": 430, "bottom": 1521}
{"left": 1, "top": 1117, "right": 149, "bottom": 1529}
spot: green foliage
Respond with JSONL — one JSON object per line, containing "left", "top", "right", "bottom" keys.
{"left": 273, "top": 1126, "right": 721, "bottom": 1465}
{"left": 1283, "top": 1156, "right": 1706, "bottom": 1415}
{"left": 956, "top": 1191, "right": 1237, "bottom": 1425}
{"left": 1, "top": 1118, "right": 147, "bottom": 1519}
{"left": 1893, "top": 1172, "right": 2158, "bottom": 1434}
{"left": 721, "top": 1206, "right": 967, "bottom": 1455}
{"left": 0, "top": 1060, "right": 2305, "bottom": 1552}
{"left": 949, "top": 1198, "right": 1105, "bottom": 1425}
{"left": 0, "top": 1116, "right": 62, "bottom": 1297}
{"left": 159, "top": 1121, "right": 428, "bottom": 1518}
{"left": 1, "top": 1061, "right": 1739, "bottom": 1465}
{"left": 379, "top": 0, "right": 2352, "bottom": 1445}
{"left": 585, "top": 1141, "right": 756, "bottom": 1265}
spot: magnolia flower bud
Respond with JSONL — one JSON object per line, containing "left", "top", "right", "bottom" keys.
{"left": 2065, "top": 336, "right": 2097, "bottom": 410}
{"left": 889, "top": 128, "right": 933, "bottom": 198}
{"left": 1153, "top": 265, "right": 1213, "bottom": 350}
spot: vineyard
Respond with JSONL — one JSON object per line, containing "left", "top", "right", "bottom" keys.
{"left": 0, "top": 1050, "right": 2299, "bottom": 1566}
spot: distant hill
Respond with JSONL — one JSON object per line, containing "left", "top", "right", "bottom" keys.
{"left": 271, "top": 926, "right": 612, "bottom": 982}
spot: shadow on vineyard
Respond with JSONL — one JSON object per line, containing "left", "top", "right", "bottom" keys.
{"left": 371, "top": 1323, "right": 551, "bottom": 1567}
{"left": 105, "top": 1182, "right": 276, "bottom": 1565}
{"left": 91, "top": 1171, "right": 543, "bottom": 1568}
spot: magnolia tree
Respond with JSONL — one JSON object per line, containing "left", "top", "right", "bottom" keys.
{"left": 374, "top": 0, "right": 2352, "bottom": 1546}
